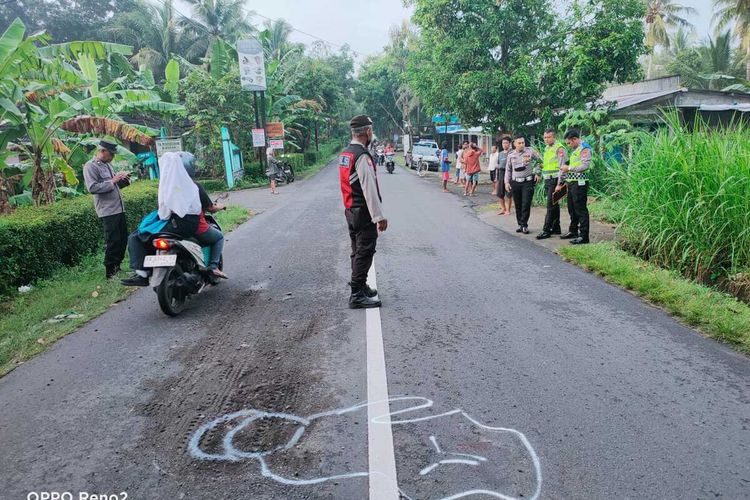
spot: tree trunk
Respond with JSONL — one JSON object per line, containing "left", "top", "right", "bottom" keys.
{"left": 647, "top": 53, "right": 654, "bottom": 80}
{"left": 746, "top": 45, "right": 750, "bottom": 81}
{"left": 314, "top": 120, "right": 319, "bottom": 151}
{"left": 0, "top": 178, "right": 13, "bottom": 215}
{"left": 31, "top": 153, "right": 55, "bottom": 206}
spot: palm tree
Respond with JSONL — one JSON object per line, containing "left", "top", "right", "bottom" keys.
{"left": 713, "top": 0, "right": 750, "bottom": 80}
{"left": 645, "top": 0, "right": 697, "bottom": 78}
{"left": 698, "top": 31, "right": 736, "bottom": 89}
{"left": 183, "top": 0, "right": 255, "bottom": 60}
{"left": 107, "top": 0, "right": 187, "bottom": 78}
{"left": 263, "top": 19, "right": 294, "bottom": 61}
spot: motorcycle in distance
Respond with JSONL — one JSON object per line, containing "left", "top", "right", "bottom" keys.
{"left": 143, "top": 194, "right": 228, "bottom": 317}
{"left": 385, "top": 152, "right": 395, "bottom": 173}
{"left": 271, "top": 159, "right": 295, "bottom": 184}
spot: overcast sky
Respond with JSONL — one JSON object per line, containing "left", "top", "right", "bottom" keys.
{"left": 175, "top": 0, "right": 718, "bottom": 60}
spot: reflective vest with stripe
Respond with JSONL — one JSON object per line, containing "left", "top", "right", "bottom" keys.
{"left": 542, "top": 142, "right": 565, "bottom": 175}
{"left": 339, "top": 143, "right": 381, "bottom": 209}
{"left": 565, "top": 143, "right": 593, "bottom": 183}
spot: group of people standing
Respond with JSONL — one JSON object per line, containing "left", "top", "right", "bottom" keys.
{"left": 439, "top": 128, "right": 592, "bottom": 245}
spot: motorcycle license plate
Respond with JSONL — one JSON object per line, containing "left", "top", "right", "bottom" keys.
{"left": 144, "top": 254, "right": 177, "bottom": 268}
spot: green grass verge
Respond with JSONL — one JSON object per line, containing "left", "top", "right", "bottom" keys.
{"left": 559, "top": 242, "right": 750, "bottom": 354}
{"left": 0, "top": 206, "right": 251, "bottom": 377}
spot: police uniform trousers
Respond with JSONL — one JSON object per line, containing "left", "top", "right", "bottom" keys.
{"left": 511, "top": 179, "right": 535, "bottom": 228}
{"left": 567, "top": 182, "right": 590, "bottom": 239}
{"left": 345, "top": 206, "right": 378, "bottom": 289}
{"left": 543, "top": 177, "right": 561, "bottom": 234}
{"left": 101, "top": 212, "right": 128, "bottom": 275}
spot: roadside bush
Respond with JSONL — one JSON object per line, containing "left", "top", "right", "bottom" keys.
{"left": 304, "top": 151, "right": 318, "bottom": 165}
{"left": 197, "top": 179, "right": 227, "bottom": 192}
{"left": 612, "top": 113, "right": 750, "bottom": 282}
{"left": 0, "top": 181, "right": 159, "bottom": 295}
{"left": 278, "top": 153, "right": 304, "bottom": 170}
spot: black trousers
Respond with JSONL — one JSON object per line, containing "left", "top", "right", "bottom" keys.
{"left": 543, "top": 177, "right": 561, "bottom": 233}
{"left": 345, "top": 207, "right": 378, "bottom": 290}
{"left": 567, "top": 182, "right": 589, "bottom": 239}
{"left": 101, "top": 212, "right": 128, "bottom": 274}
{"left": 511, "top": 179, "right": 535, "bottom": 228}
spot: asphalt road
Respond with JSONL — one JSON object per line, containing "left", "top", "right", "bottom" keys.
{"left": 1, "top": 161, "right": 748, "bottom": 500}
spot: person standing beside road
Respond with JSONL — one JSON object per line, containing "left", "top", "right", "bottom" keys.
{"left": 455, "top": 141, "right": 467, "bottom": 185}
{"left": 504, "top": 135, "right": 541, "bottom": 234}
{"left": 339, "top": 115, "right": 388, "bottom": 309}
{"left": 556, "top": 129, "right": 592, "bottom": 245}
{"left": 463, "top": 142, "right": 484, "bottom": 196}
{"left": 266, "top": 148, "right": 281, "bottom": 195}
{"left": 439, "top": 142, "right": 451, "bottom": 192}
{"left": 496, "top": 135, "right": 513, "bottom": 216}
{"left": 488, "top": 142, "right": 500, "bottom": 196}
{"left": 83, "top": 140, "right": 131, "bottom": 279}
{"left": 536, "top": 128, "right": 567, "bottom": 240}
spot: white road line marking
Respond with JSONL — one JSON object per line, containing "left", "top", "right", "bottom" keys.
{"left": 366, "top": 261, "right": 399, "bottom": 499}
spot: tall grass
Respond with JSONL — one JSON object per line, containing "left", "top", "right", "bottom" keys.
{"left": 611, "top": 113, "right": 750, "bottom": 282}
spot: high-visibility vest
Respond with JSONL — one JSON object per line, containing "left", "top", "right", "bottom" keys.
{"left": 542, "top": 142, "right": 565, "bottom": 175}
{"left": 339, "top": 143, "right": 381, "bottom": 209}
{"left": 565, "top": 143, "right": 593, "bottom": 183}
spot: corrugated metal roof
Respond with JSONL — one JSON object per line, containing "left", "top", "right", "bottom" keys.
{"left": 698, "top": 104, "right": 750, "bottom": 112}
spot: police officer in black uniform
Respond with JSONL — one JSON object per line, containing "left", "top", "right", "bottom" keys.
{"left": 339, "top": 115, "right": 388, "bottom": 309}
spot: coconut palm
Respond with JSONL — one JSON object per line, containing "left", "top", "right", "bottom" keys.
{"left": 107, "top": 0, "right": 189, "bottom": 78}
{"left": 713, "top": 0, "right": 750, "bottom": 80}
{"left": 263, "top": 19, "right": 294, "bottom": 61}
{"left": 183, "top": 0, "right": 255, "bottom": 60}
{"left": 645, "top": 0, "right": 697, "bottom": 78}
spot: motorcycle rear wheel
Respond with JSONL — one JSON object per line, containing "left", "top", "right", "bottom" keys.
{"left": 157, "top": 264, "right": 187, "bottom": 316}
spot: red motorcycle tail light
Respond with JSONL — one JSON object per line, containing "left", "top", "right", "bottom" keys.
{"left": 153, "top": 238, "right": 171, "bottom": 250}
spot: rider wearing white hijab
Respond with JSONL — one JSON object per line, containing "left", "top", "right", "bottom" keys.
{"left": 158, "top": 152, "right": 202, "bottom": 221}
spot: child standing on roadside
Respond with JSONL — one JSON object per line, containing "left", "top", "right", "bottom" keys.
{"left": 440, "top": 142, "right": 451, "bottom": 192}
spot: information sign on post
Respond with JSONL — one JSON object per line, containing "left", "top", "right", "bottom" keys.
{"left": 155, "top": 138, "right": 183, "bottom": 158}
{"left": 269, "top": 139, "right": 284, "bottom": 150}
{"left": 237, "top": 39, "right": 266, "bottom": 91}
{"left": 265, "top": 122, "right": 284, "bottom": 138}
{"left": 252, "top": 128, "right": 266, "bottom": 147}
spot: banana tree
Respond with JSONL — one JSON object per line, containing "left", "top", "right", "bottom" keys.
{"left": 0, "top": 18, "right": 182, "bottom": 207}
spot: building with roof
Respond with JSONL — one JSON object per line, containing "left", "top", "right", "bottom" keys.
{"left": 602, "top": 76, "right": 750, "bottom": 127}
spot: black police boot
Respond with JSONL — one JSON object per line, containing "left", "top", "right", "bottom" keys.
{"left": 515, "top": 226, "right": 524, "bottom": 233}
{"left": 521, "top": 226, "right": 530, "bottom": 235}
{"left": 105, "top": 265, "right": 120, "bottom": 280}
{"left": 570, "top": 237, "right": 590, "bottom": 245}
{"left": 536, "top": 231, "right": 552, "bottom": 240}
{"left": 552, "top": 226, "right": 562, "bottom": 235}
{"left": 349, "top": 284, "right": 381, "bottom": 309}
{"left": 121, "top": 274, "right": 150, "bottom": 287}
{"left": 348, "top": 281, "right": 378, "bottom": 298}
{"left": 560, "top": 232, "right": 578, "bottom": 240}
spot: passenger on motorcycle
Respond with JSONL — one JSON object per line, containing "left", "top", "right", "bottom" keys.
{"left": 121, "top": 152, "right": 228, "bottom": 287}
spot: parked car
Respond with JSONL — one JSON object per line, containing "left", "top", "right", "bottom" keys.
{"left": 409, "top": 144, "right": 440, "bottom": 171}
{"left": 414, "top": 140, "right": 438, "bottom": 150}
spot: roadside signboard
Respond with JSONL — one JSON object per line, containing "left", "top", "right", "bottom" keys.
{"left": 155, "top": 138, "right": 182, "bottom": 158}
{"left": 237, "top": 39, "right": 266, "bottom": 91}
{"left": 266, "top": 122, "right": 284, "bottom": 138}
{"left": 252, "top": 128, "right": 266, "bottom": 147}
{"left": 269, "top": 139, "right": 284, "bottom": 150}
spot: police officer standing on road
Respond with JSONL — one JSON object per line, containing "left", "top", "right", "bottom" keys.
{"left": 556, "top": 129, "right": 592, "bottom": 245}
{"left": 83, "top": 140, "right": 131, "bottom": 279}
{"left": 504, "top": 135, "right": 542, "bottom": 234}
{"left": 536, "top": 128, "right": 567, "bottom": 240}
{"left": 339, "top": 115, "right": 388, "bottom": 309}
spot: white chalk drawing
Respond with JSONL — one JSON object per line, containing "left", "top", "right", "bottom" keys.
{"left": 188, "top": 395, "right": 542, "bottom": 500}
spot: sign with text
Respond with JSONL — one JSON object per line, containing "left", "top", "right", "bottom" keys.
{"left": 269, "top": 139, "right": 284, "bottom": 150}
{"left": 266, "top": 122, "right": 284, "bottom": 138}
{"left": 155, "top": 138, "right": 183, "bottom": 158}
{"left": 237, "top": 39, "right": 266, "bottom": 91}
{"left": 252, "top": 128, "right": 266, "bottom": 147}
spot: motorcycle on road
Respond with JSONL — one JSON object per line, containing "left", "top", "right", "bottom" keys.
{"left": 144, "top": 210, "right": 226, "bottom": 317}
{"left": 385, "top": 153, "right": 395, "bottom": 173}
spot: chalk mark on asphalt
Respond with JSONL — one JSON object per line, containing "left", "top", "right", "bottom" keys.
{"left": 188, "top": 395, "right": 542, "bottom": 500}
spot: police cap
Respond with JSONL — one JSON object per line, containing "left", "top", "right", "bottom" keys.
{"left": 98, "top": 140, "right": 118, "bottom": 154}
{"left": 350, "top": 115, "right": 373, "bottom": 129}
